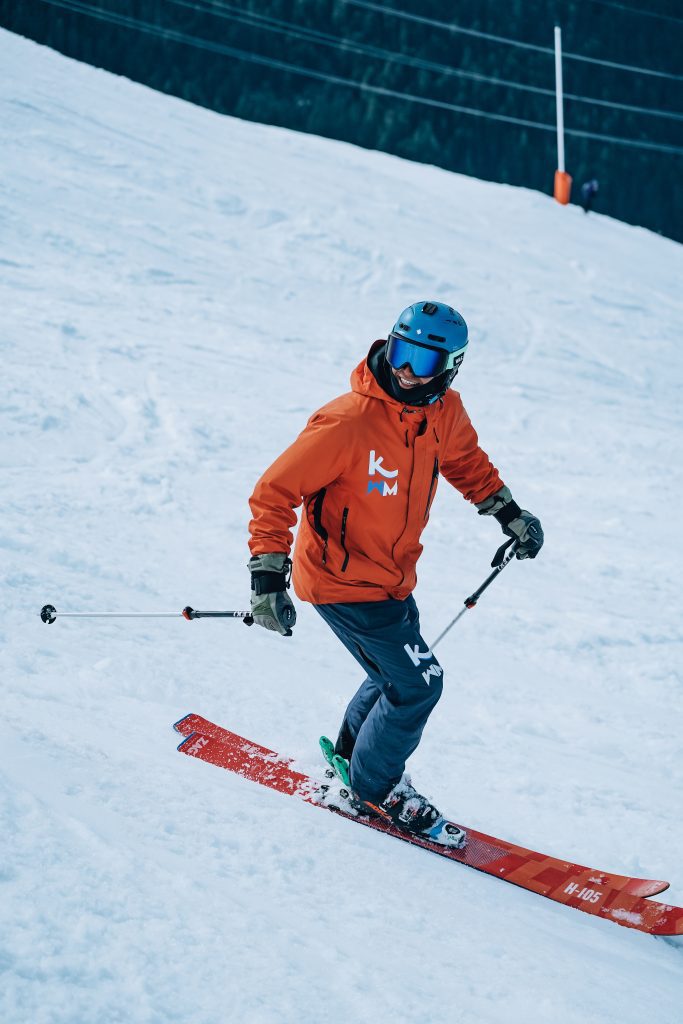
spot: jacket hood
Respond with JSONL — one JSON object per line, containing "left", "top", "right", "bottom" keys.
{"left": 349, "top": 340, "right": 399, "bottom": 405}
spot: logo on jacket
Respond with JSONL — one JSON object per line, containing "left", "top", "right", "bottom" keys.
{"left": 368, "top": 450, "right": 398, "bottom": 496}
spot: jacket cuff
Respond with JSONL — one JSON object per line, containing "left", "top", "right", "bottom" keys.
{"left": 476, "top": 485, "right": 522, "bottom": 526}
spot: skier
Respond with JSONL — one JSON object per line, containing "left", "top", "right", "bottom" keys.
{"left": 247, "top": 301, "right": 543, "bottom": 845}
{"left": 580, "top": 178, "right": 599, "bottom": 214}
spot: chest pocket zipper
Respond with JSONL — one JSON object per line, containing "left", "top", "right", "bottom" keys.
{"left": 340, "top": 507, "right": 350, "bottom": 572}
{"left": 425, "top": 458, "right": 439, "bottom": 520}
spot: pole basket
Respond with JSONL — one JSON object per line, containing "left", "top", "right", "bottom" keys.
{"left": 554, "top": 170, "right": 572, "bottom": 205}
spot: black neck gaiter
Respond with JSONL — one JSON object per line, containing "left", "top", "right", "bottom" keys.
{"left": 368, "top": 341, "right": 453, "bottom": 407}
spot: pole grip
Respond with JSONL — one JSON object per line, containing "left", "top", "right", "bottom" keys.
{"left": 491, "top": 537, "right": 515, "bottom": 568}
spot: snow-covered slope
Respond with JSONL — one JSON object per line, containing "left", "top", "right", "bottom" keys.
{"left": 1, "top": 28, "right": 682, "bottom": 1024}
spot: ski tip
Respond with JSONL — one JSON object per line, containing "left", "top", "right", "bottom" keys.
{"left": 177, "top": 730, "right": 197, "bottom": 752}
{"left": 633, "top": 879, "right": 670, "bottom": 898}
{"left": 173, "top": 713, "right": 195, "bottom": 734}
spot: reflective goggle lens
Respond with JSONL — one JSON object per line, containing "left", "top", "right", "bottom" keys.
{"left": 387, "top": 334, "right": 448, "bottom": 377}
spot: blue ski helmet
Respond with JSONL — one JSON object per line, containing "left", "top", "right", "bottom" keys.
{"left": 384, "top": 301, "right": 468, "bottom": 405}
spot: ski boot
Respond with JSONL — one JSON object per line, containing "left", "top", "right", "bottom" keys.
{"left": 318, "top": 736, "right": 361, "bottom": 815}
{"left": 369, "top": 776, "right": 467, "bottom": 849}
{"left": 319, "top": 738, "right": 466, "bottom": 849}
{"left": 319, "top": 736, "right": 352, "bottom": 785}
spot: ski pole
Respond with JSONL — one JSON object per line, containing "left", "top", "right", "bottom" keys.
{"left": 430, "top": 539, "right": 519, "bottom": 650}
{"left": 40, "top": 604, "right": 254, "bottom": 626}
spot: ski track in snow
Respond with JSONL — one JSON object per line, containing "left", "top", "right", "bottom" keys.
{"left": 1, "top": 28, "right": 682, "bottom": 1024}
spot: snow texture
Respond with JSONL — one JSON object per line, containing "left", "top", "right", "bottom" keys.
{"left": 1, "top": 28, "right": 682, "bottom": 1024}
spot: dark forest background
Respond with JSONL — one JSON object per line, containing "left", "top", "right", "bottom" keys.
{"left": 2, "top": 0, "right": 682, "bottom": 240}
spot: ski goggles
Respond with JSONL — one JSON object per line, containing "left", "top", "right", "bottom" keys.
{"left": 386, "top": 333, "right": 465, "bottom": 378}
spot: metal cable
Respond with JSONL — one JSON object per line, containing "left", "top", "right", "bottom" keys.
{"left": 175, "top": 0, "right": 683, "bottom": 122}
{"left": 31, "top": 0, "right": 683, "bottom": 155}
{"left": 340, "top": 0, "right": 683, "bottom": 80}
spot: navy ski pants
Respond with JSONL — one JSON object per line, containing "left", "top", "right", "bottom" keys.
{"left": 315, "top": 595, "right": 444, "bottom": 803}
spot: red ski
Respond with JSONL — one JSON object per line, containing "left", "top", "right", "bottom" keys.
{"left": 174, "top": 713, "right": 681, "bottom": 936}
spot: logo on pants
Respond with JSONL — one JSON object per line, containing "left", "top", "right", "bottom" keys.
{"left": 404, "top": 643, "right": 442, "bottom": 685}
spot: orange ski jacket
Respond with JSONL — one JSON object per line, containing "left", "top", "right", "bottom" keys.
{"left": 248, "top": 342, "right": 504, "bottom": 604}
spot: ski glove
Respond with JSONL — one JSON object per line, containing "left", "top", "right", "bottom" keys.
{"left": 248, "top": 553, "right": 297, "bottom": 636}
{"left": 476, "top": 485, "right": 544, "bottom": 560}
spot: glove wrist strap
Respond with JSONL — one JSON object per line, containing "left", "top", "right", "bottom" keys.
{"left": 250, "top": 557, "right": 293, "bottom": 595}
{"left": 251, "top": 571, "right": 287, "bottom": 595}
{"left": 493, "top": 500, "right": 522, "bottom": 528}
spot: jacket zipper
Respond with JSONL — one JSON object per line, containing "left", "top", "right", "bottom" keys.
{"left": 424, "top": 458, "right": 439, "bottom": 520}
{"left": 340, "top": 507, "right": 350, "bottom": 572}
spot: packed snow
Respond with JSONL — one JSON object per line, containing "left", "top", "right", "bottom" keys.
{"left": 1, "top": 28, "right": 682, "bottom": 1024}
